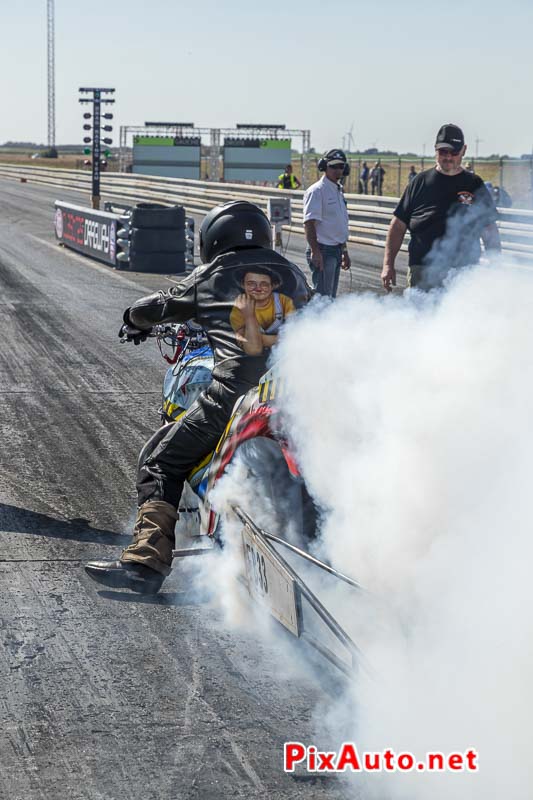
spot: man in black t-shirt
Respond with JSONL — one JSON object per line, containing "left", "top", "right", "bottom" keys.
{"left": 381, "top": 124, "right": 501, "bottom": 291}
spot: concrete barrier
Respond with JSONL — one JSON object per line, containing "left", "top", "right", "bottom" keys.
{"left": 2, "top": 163, "right": 532, "bottom": 257}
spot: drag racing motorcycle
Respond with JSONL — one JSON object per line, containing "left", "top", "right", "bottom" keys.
{"left": 128, "top": 322, "right": 362, "bottom": 677}
{"left": 150, "top": 320, "right": 318, "bottom": 548}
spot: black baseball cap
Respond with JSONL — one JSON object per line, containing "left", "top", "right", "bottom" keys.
{"left": 435, "top": 124, "right": 465, "bottom": 154}
{"left": 325, "top": 149, "right": 347, "bottom": 165}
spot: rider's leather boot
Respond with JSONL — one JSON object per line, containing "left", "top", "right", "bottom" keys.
{"left": 85, "top": 500, "right": 178, "bottom": 593}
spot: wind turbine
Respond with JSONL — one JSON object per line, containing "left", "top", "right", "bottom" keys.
{"left": 346, "top": 123, "right": 355, "bottom": 153}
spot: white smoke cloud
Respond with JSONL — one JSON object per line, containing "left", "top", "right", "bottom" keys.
{"left": 275, "top": 260, "right": 533, "bottom": 799}
{"left": 195, "top": 459, "right": 329, "bottom": 686}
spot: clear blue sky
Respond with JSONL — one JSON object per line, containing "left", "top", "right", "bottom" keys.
{"left": 2, "top": 0, "right": 532, "bottom": 156}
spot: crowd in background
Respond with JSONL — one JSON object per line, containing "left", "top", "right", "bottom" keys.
{"left": 279, "top": 156, "right": 513, "bottom": 207}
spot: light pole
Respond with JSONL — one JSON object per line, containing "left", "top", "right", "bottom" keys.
{"left": 47, "top": 0, "right": 55, "bottom": 150}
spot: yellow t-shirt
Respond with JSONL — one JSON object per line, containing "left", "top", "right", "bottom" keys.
{"left": 230, "top": 293, "right": 295, "bottom": 333}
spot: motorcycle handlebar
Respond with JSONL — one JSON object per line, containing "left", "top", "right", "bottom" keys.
{"left": 151, "top": 321, "right": 207, "bottom": 340}
{"left": 120, "top": 322, "right": 208, "bottom": 357}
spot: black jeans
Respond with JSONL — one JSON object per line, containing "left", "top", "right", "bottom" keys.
{"left": 136, "top": 376, "right": 249, "bottom": 508}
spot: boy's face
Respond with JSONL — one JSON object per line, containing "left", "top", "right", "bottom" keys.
{"left": 243, "top": 273, "right": 274, "bottom": 302}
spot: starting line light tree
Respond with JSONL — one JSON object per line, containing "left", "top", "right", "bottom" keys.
{"left": 78, "top": 87, "right": 115, "bottom": 209}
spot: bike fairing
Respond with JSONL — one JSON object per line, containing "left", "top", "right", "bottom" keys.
{"left": 162, "top": 345, "right": 213, "bottom": 422}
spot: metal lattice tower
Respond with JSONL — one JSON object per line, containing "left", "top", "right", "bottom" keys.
{"left": 47, "top": 0, "right": 55, "bottom": 147}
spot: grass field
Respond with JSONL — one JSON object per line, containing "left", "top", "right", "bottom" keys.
{"left": 0, "top": 151, "right": 109, "bottom": 170}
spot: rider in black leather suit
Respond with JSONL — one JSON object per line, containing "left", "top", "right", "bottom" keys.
{"left": 85, "top": 201, "right": 312, "bottom": 593}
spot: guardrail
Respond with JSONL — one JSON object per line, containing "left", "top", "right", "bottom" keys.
{"left": 2, "top": 163, "right": 533, "bottom": 257}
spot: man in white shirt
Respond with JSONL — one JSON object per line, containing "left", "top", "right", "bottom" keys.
{"left": 303, "top": 148, "right": 351, "bottom": 297}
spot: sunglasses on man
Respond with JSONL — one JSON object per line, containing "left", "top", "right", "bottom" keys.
{"left": 328, "top": 163, "right": 345, "bottom": 170}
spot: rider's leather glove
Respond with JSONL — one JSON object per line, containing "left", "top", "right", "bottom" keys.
{"left": 118, "top": 322, "right": 151, "bottom": 345}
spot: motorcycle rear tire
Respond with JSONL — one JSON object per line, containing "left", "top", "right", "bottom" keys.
{"left": 224, "top": 437, "right": 318, "bottom": 547}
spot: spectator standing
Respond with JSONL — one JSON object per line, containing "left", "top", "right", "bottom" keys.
{"left": 277, "top": 164, "right": 301, "bottom": 189}
{"left": 493, "top": 185, "right": 512, "bottom": 208}
{"left": 408, "top": 165, "right": 417, "bottom": 183}
{"left": 360, "top": 161, "right": 370, "bottom": 194}
{"left": 370, "top": 161, "right": 385, "bottom": 195}
{"left": 381, "top": 123, "right": 501, "bottom": 292}
{"left": 303, "top": 149, "right": 351, "bottom": 297}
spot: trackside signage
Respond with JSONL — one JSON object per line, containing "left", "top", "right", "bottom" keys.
{"left": 54, "top": 201, "right": 119, "bottom": 266}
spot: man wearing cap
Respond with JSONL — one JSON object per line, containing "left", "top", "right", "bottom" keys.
{"left": 381, "top": 124, "right": 501, "bottom": 292}
{"left": 303, "top": 148, "right": 351, "bottom": 297}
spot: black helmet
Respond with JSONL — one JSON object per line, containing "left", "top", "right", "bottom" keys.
{"left": 199, "top": 201, "right": 272, "bottom": 263}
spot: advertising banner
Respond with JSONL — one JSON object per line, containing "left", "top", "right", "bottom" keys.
{"left": 223, "top": 138, "right": 292, "bottom": 182}
{"left": 54, "top": 201, "right": 119, "bottom": 266}
{"left": 132, "top": 135, "right": 202, "bottom": 179}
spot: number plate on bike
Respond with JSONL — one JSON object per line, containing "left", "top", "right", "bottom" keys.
{"left": 241, "top": 526, "right": 300, "bottom": 637}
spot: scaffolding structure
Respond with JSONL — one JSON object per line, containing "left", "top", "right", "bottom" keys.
{"left": 119, "top": 124, "right": 312, "bottom": 186}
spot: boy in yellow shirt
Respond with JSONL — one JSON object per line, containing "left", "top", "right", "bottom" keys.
{"left": 230, "top": 267, "right": 295, "bottom": 355}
